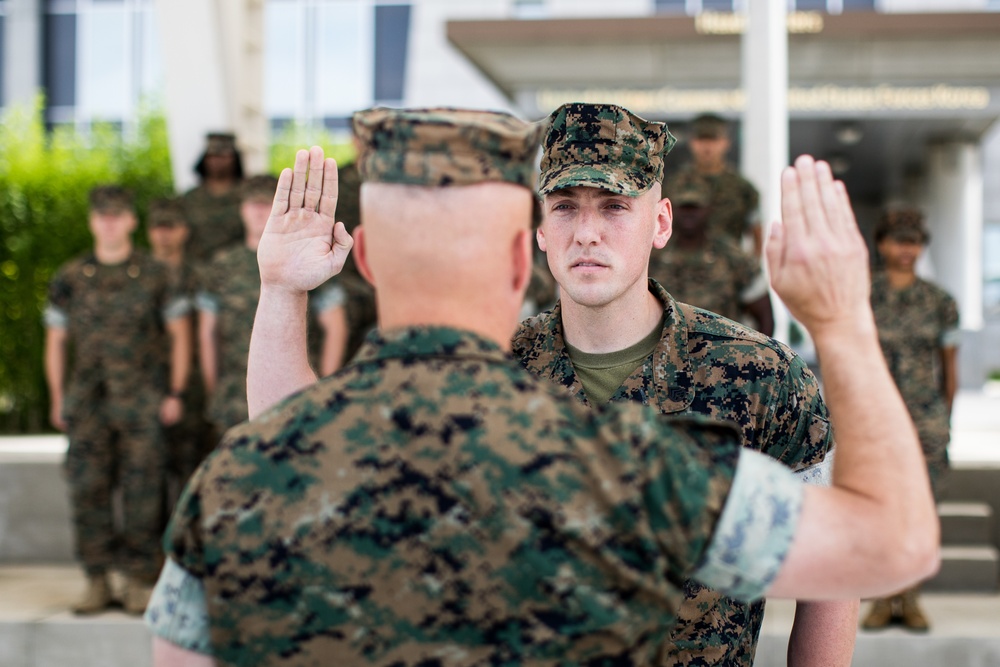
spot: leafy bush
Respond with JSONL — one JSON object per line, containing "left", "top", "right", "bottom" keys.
{"left": 268, "top": 121, "right": 355, "bottom": 175}
{"left": 0, "top": 99, "right": 174, "bottom": 433}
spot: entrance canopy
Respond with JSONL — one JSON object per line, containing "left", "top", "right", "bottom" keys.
{"left": 447, "top": 11, "right": 1000, "bottom": 202}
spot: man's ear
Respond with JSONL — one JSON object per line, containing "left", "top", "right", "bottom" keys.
{"left": 352, "top": 226, "right": 375, "bottom": 286}
{"left": 535, "top": 225, "right": 547, "bottom": 253}
{"left": 652, "top": 197, "right": 673, "bottom": 250}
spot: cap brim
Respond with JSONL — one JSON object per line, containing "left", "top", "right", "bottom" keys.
{"left": 538, "top": 163, "right": 651, "bottom": 197}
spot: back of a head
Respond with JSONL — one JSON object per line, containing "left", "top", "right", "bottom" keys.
{"left": 351, "top": 107, "right": 543, "bottom": 314}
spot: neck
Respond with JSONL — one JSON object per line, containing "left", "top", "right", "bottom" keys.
{"left": 204, "top": 177, "right": 235, "bottom": 196}
{"left": 152, "top": 248, "right": 184, "bottom": 268}
{"left": 696, "top": 161, "right": 725, "bottom": 176}
{"left": 377, "top": 297, "right": 518, "bottom": 353}
{"left": 560, "top": 279, "right": 662, "bottom": 354}
{"left": 94, "top": 241, "right": 133, "bottom": 265}
{"left": 885, "top": 267, "right": 917, "bottom": 289}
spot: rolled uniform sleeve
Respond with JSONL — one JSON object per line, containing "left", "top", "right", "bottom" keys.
{"left": 195, "top": 290, "right": 220, "bottom": 315}
{"left": 145, "top": 558, "right": 212, "bottom": 655}
{"left": 43, "top": 304, "right": 68, "bottom": 329}
{"left": 691, "top": 449, "right": 804, "bottom": 601}
{"left": 310, "top": 281, "right": 347, "bottom": 314}
{"left": 163, "top": 296, "right": 192, "bottom": 322}
{"left": 939, "top": 295, "right": 961, "bottom": 348}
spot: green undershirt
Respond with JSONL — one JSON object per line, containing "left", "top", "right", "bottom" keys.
{"left": 565, "top": 314, "right": 665, "bottom": 406}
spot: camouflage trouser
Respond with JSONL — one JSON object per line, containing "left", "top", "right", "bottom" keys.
{"left": 64, "top": 414, "right": 165, "bottom": 582}
{"left": 164, "top": 376, "right": 217, "bottom": 486}
{"left": 922, "top": 436, "right": 950, "bottom": 500}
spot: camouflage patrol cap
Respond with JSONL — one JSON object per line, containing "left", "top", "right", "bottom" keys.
{"left": 690, "top": 113, "right": 729, "bottom": 139}
{"left": 538, "top": 103, "right": 676, "bottom": 197}
{"left": 876, "top": 207, "right": 930, "bottom": 244}
{"left": 148, "top": 198, "right": 187, "bottom": 227}
{"left": 673, "top": 181, "right": 711, "bottom": 208}
{"left": 352, "top": 107, "right": 543, "bottom": 189}
{"left": 89, "top": 185, "right": 134, "bottom": 214}
{"left": 205, "top": 133, "right": 238, "bottom": 155}
{"left": 240, "top": 174, "right": 279, "bottom": 202}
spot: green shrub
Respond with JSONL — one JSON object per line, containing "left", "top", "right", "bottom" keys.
{"left": 0, "top": 99, "right": 174, "bottom": 433}
{"left": 268, "top": 121, "right": 355, "bottom": 175}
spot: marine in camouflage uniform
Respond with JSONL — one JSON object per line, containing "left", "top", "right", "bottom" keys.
{"left": 862, "top": 208, "right": 960, "bottom": 633}
{"left": 196, "top": 176, "right": 276, "bottom": 431}
{"left": 520, "top": 103, "right": 846, "bottom": 667}
{"left": 44, "top": 186, "right": 191, "bottom": 614}
{"left": 182, "top": 133, "right": 246, "bottom": 264}
{"left": 647, "top": 183, "right": 771, "bottom": 331}
{"left": 145, "top": 107, "right": 813, "bottom": 665}
{"left": 669, "top": 114, "right": 759, "bottom": 248}
{"left": 148, "top": 199, "right": 217, "bottom": 489}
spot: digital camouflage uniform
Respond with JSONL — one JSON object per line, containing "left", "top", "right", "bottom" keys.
{"left": 197, "top": 245, "right": 260, "bottom": 431}
{"left": 46, "top": 249, "right": 186, "bottom": 581}
{"left": 669, "top": 166, "right": 759, "bottom": 244}
{"left": 162, "top": 257, "right": 216, "bottom": 484}
{"left": 181, "top": 186, "right": 244, "bottom": 264}
{"left": 513, "top": 280, "right": 833, "bottom": 667}
{"left": 528, "top": 104, "right": 831, "bottom": 667}
{"left": 871, "top": 271, "right": 960, "bottom": 496}
{"left": 648, "top": 236, "right": 763, "bottom": 323}
{"left": 147, "top": 107, "right": 808, "bottom": 665}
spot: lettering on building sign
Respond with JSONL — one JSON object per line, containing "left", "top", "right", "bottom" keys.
{"left": 535, "top": 85, "right": 991, "bottom": 115}
{"left": 695, "top": 11, "right": 824, "bottom": 35}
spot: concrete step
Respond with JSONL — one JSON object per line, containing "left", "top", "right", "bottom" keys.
{"left": 2, "top": 567, "right": 1000, "bottom": 667}
{"left": 925, "top": 545, "right": 1000, "bottom": 592}
{"left": 939, "top": 501, "right": 994, "bottom": 545}
{"left": 759, "top": 596, "right": 1000, "bottom": 667}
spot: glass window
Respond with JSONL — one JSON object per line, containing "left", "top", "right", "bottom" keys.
{"left": 841, "top": 0, "right": 874, "bottom": 10}
{"left": 795, "top": 0, "right": 827, "bottom": 10}
{"left": 374, "top": 4, "right": 410, "bottom": 103}
{"left": 315, "top": 2, "right": 372, "bottom": 117}
{"left": 701, "top": 0, "right": 734, "bottom": 10}
{"left": 45, "top": 12, "right": 76, "bottom": 109}
{"left": 653, "top": 0, "right": 688, "bottom": 14}
{"left": 0, "top": 15, "right": 6, "bottom": 108}
{"left": 985, "top": 224, "right": 1000, "bottom": 320}
{"left": 264, "top": 2, "right": 303, "bottom": 119}
{"left": 78, "top": 3, "right": 129, "bottom": 119}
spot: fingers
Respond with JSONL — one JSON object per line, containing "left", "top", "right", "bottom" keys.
{"left": 270, "top": 168, "right": 293, "bottom": 220}
{"left": 303, "top": 146, "right": 326, "bottom": 211}
{"left": 289, "top": 149, "right": 309, "bottom": 210}
{"left": 780, "top": 165, "right": 805, "bottom": 249}
{"left": 318, "top": 158, "right": 340, "bottom": 220}
{"left": 765, "top": 219, "right": 785, "bottom": 283}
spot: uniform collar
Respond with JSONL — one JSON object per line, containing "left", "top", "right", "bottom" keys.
{"left": 524, "top": 279, "right": 693, "bottom": 412}
{"left": 354, "top": 326, "right": 509, "bottom": 365}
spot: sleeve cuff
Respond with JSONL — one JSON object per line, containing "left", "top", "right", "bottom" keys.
{"left": 194, "top": 292, "right": 219, "bottom": 314}
{"left": 163, "top": 296, "right": 193, "bottom": 322}
{"left": 793, "top": 448, "right": 834, "bottom": 487}
{"left": 311, "top": 283, "right": 347, "bottom": 313}
{"left": 144, "top": 559, "right": 212, "bottom": 656}
{"left": 691, "top": 449, "right": 804, "bottom": 601}
{"left": 940, "top": 328, "right": 962, "bottom": 348}
{"left": 43, "top": 304, "right": 68, "bottom": 329}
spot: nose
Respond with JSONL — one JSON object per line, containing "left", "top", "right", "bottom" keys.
{"left": 573, "top": 208, "right": 602, "bottom": 246}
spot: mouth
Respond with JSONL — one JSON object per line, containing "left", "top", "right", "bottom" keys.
{"left": 571, "top": 258, "right": 608, "bottom": 270}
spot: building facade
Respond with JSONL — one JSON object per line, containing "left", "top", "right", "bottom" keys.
{"left": 1, "top": 0, "right": 998, "bottom": 382}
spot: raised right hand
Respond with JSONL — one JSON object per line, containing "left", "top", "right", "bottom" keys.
{"left": 767, "top": 155, "right": 874, "bottom": 341}
{"left": 257, "top": 146, "right": 355, "bottom": 294}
